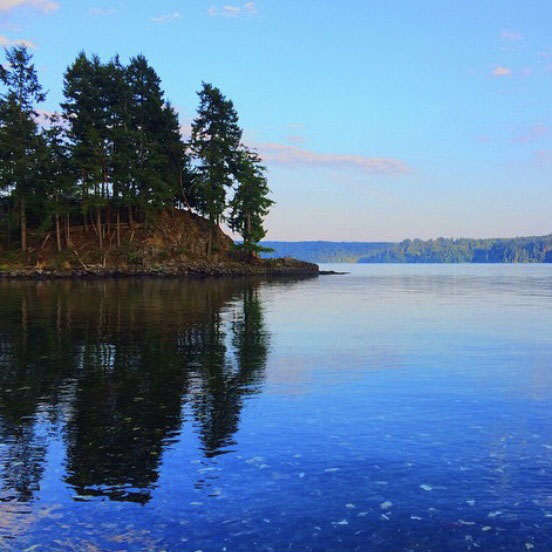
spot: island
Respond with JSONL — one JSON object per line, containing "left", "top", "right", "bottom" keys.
{"left": 0, "top": 46, "right": 317, "bottom": 278}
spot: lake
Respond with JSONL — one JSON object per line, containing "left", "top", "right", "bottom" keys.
{"left": 0, "top": 264, "right": 551, "bottom": 551}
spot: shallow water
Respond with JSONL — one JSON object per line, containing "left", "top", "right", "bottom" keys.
{"left": 0, "top": 264, "right": 551, "bottom": 551}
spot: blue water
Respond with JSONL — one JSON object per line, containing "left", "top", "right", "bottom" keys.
{"left": 0, "top": 264, "right": 551, "bottom": 551}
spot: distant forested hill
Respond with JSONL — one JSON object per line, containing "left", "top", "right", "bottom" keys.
{"left": 260, "top": 241, "right": 392, "bottom": 263}
{"left": 261, "top": 235, "right": 552, "bottom": 263}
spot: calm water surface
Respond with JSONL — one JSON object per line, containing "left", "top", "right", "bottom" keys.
{"left": 0, "top": 264, "right": 551, "bottom": 551}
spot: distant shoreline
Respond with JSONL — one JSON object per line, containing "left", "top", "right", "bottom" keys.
{"left": 261, "top": 235, "right": 552, "bottom": 264}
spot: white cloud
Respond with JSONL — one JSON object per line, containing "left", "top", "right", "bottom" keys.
{"left": 151, "top": 10, "right": 181, "bottom": 23}
{"left": 0, "top": 34, "right": 36, "bottom": 48}
{"left": 0, "top": 0, "right": 58, "bottom": 13}
{"left": 492, "top": 65, "right": 512, "bottom": 77}
{"left": 221, "top": 5, "right": 240, "bottom": 17}
{"left": 513, "top": 124, "right": 549, "bottom": 144}
{"left": 254, "top": 142, "right": 409, "bottom": 175}
{"left": 500, "top": 29, "right": 523, "bottom": 42}
{"left": 534, "top": 150, "right": 552, "bottom": 167}
{"left": 0, "top": 22, "right": 23, "bottom": 31}
{"left": 88, "top": 6, "right": 117, "bottom": 16}
{"left": 208, "top": 2, "right": 258, "bottom": 17}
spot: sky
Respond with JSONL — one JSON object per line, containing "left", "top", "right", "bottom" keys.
{"left": 1, "top": 0, "right": 551, "bottom": 241}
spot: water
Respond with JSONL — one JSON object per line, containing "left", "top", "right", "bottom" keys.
{"left": 0, "top": 264, "right": 551, "bottom": 551}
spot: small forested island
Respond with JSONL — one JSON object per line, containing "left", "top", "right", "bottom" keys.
{"left": 0, "top": 46, "right": 317, "bottom": 278}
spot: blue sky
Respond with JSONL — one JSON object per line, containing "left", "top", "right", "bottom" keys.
{"left": 1, "top": 0, "right": 552, "bottom": 241}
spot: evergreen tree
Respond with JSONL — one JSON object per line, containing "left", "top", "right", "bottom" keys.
{"left": 105, "top": 55, "right": 133, "bottom": 244}
{"left": 229, "top": 148, "right": 274, "bottom": 257}
{"left": 126, "top": 55, "right": 173, "bottom": 223}
{"left": 0, "top": 50, "right": 275, "bottom": 262}
{"left": 0, "top": 45, "right": 46, "bottom": 252}
{"left": 190, "top": 83, "right": 242, "bottom": 257}
{"left": 40, "top": 114, "right": 74, "bottom": 252}
{"left": 159, "top": 101, "right": 188, "bottom": 211}
{"left": 62, "top": 52, "right": 111, "bottom": 249}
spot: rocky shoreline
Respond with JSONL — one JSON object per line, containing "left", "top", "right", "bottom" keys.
{"left": 0, "top": 258, "right": 320, "bottom": 280}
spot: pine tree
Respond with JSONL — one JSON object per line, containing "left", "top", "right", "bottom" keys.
{"left": 0, "top": 50, "right": 275, "bottom": 262}
{"left": 190, "top": 83, "right": 242, "bottom": 257}
{"left": 229, "top": 148, "right": 274, "bottom": 257}
{"left": 62, "top": 52, "right": 111, "bottom": 250}
{"left": 40, "top": 114, "right": 74, "bottom": 252}
{"left": 126, "top": 55, "right": 172, "bottom": 223}
{"left": 105, "top": 55, "right": 133, "bottom": 245}
{"left": 159, "top": 101, "right": 188, "bottom": 211}
{"left": 0, "top": 45, "right": 46, "bottom": 252}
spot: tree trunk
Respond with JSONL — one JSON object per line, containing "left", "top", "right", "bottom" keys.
{"left": 106, "top": 204, "right": 111, "bottom": 237}
{"left": 206, "top": 214, "right": 213, "bottom": 259}
{"left": 55, "top": 213, "right": 62, "bottom": 253}
{"left": 116, "top": 207, "right": 121, "bottom": 247}
{"left": 246, "top": 212, "right": 253, "bottom": 259}
{"left": 20, "top": 198, "right": 27, "bottom": 252}
{"left": 6, "top": 213, "right": 11, "bottom": 249}
{"left": 96, "top": 208, "right": 103, "bottom": 251}
{"left": 128, "top": 204, "right": 134, "bottom": 230}
{"left": 83, "top": 209, "right": 88, "bottom": 233}
{"left": 66, "top": 213, "right": 72, "bottom": 247}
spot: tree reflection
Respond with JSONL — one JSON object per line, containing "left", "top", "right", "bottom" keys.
{"left": 191, "top": 285, "right": 269, "bottom": 457}
{"left": 0, "top": 277, "right": 308, "bottom": 504}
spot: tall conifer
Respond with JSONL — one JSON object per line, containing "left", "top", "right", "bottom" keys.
{"left": 229, "top": 148, "right": 274, "bottom": 257}
{"left": 0, "top": 45, "right": 45, "bottom": 251}
{"left": 190, "top": 83, "right": 242, "bottom": 257}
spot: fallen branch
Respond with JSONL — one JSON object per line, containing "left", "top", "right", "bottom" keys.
{"left": 72, "top": 249, "right": 90, "bottom": 272}
{"left": 40, "top": 232, "right": 51, "bottom": 250}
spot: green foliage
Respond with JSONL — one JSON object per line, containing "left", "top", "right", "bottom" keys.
{"left": 229, "top": 148, "right": 274, "bottom": 255}
{"left": 190, "top": 82, "right": 242, "bottom": 224}
{"left": 0, "top": 47, "right": 275, "bottom": 258}
{"left": 0, "top": 45, "right": 46, "bottom": 250}
{"left": 234, "top": 242, "right": 275, "bottom": 254}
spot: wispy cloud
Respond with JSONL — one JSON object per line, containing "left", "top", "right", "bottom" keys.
{"left": 514, "top": 124, "right": 550, "bottom": 144}
{"left": 0, "top": 0, "right": 58, "bottom": 12}
{"left": 0, "top": 34, "right": 36, "bottom": 48}
{"left": 534, "top": 149, "right": 552, "bottom": 167}
{"left": 88, "top": 6, "right": 117, "bottom": 16}
{"left": 151, "top": 11, "right": 181, "bottom": 23}
{"left": 221, "top": 5, "right": 240, "bottom": 16}
{"left": 208, "top": 2, "right": 258, "bottom": 17}
{"left": 492, "top": 65, "right": 512, "bottom": 77}
{"left": 500, "top": 29, "right": 523, "bottom": 42}
{"left": 0, "top": 22, "right": 23, "bottom": 31}
{"left": 285, "top": 135, "right": 305, "bottom": 145}
{"left": 476, "top": 134, "right": 492, "bottom": 144}
{"left": 254, "top": 142, "right": 409, "bottom": 175}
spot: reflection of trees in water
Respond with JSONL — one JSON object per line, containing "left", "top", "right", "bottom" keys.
{"left": 191, "top": 285, "right": 269, "bottom": 457}
{"left": 0, "top": 286, "right": 75, "bottom": 502}
{"left": 0, "top": 277, "right": 304, "bottom": 503}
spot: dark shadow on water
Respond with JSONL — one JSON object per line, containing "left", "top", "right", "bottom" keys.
{"left": 0, "top": 276, "right": 311, "bottom": 504}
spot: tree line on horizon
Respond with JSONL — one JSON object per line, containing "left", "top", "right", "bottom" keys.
{"left": 261, "top": 235, "right": 552, "bottom": 263}
{"left": 0, "top": 45, "right": 273, "bottom": 257}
